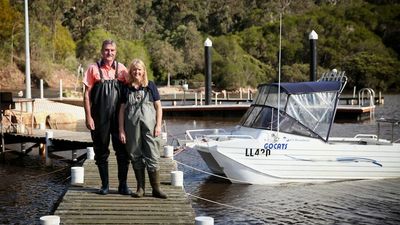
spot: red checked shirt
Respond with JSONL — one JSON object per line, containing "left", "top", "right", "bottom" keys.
{"left": 83, "top": 60, "right": 128, "bottom": 90}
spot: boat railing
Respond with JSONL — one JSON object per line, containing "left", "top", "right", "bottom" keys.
{"left": 185, "top": 129, "right": 256, "bottom": 142}
{"left": 354, "top": 134, "right": 378, "bottom": 139}
{"left": 202, "top": 134, "right": 255, "bottom": 141}
{"left": 319, "top": 70, "right": 348, "bottom": 93}
{"left": 185, "top": 128, "right": 229, "bottom": 141}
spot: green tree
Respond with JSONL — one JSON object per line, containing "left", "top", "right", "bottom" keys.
{"left": 54, "top": 22, "right": 76, "bottom": 63}
{"left": 146, "top": 38, "right": 184, "bottom": 83}
{"left": 118, "top": 39, "right": 154, "bottom": 80}
{"left": 0, "top": 0, "right": 22, "bottom": 62}
{"left": 342, "top": 52, "right": 400, "bottom": 92}
{"left": 77, "top": 28, "right": 116, "bottom": 62}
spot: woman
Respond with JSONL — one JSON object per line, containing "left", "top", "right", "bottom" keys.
{"left": 118, "top": 59, "right": 167, "bottom": 199}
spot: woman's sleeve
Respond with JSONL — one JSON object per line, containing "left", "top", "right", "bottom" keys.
{"left": 149, "top": 81, "right": 160, "bottom": 101}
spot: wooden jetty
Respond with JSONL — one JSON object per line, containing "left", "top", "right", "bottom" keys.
{"left": 2, "top": 129, "right": 92, "bottom": 157}
{"left": 55, "top": 157, "right": 195, "bottom": 224}
{"left": 1, "top": 129, "right": 196, "bottom": 224}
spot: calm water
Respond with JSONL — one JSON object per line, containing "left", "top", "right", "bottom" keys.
{"left": 0, "top": 94, "right": 399, "bottom": 224}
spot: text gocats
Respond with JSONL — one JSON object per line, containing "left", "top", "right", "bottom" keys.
{"left": 245, "top": 143, "right": 288, "bottom": 157}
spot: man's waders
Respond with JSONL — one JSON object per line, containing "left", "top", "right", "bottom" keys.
{"left": 90, "top": 61, "right": 131, "bottom": 195}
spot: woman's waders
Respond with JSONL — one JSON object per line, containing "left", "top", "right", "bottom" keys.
{"left": 124, "top": 88, "right": 167, "bottom": 199}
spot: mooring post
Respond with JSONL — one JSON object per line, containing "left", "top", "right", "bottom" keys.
{"left": 40, "top": 79, "right": 44, "bottom": 99}
{"left": 59, "top": 80, "right": 63, "bottom": 100}
{"left": 45, "top": 131, "right": 53, "bottom": 166}
{"left": 204, "top": 38, "right": 212, "bottom": 105}
{"left": 24, "top": 0, "right": 32, "bottom": 112}
{"left": 309, "top": 30, "right": 318, "bottom": 81}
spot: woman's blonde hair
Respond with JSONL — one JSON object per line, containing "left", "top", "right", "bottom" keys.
{"left": 127, "top": 58, "right": 148, "bottom": 87}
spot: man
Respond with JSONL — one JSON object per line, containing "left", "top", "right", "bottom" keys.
{"left": 83, "top": 39, "right": 131, "bottom": 195}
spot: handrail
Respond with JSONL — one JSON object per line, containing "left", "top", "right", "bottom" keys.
{"left": 358, "top": 87, "right": 375, "bottom": 119}
{"left": 185, "top": 128, "right": 228, "bottom": 141}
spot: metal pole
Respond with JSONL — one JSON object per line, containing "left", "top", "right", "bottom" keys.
{"left": 204, "top": 38, "right": 212, "bottom": 105}
{"left": 24, "top": 0, "right": 32, "bottom": 112}
{"left": 309, "top": 30, "right": 318, "bottom": 81}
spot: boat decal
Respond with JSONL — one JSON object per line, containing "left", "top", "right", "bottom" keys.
{"left": 264, "top": 143, "right": 288, "bottom": 150}
{"left": 285, "top": 155, "right": 383, "bottom": 167}
{"left": 245, "top": 148, "right": 271, "bottom": 157}
{"left": 336, "top": 157, "right": 382, "bottom": 167}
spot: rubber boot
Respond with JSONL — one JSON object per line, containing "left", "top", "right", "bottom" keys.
{"left": 97, "top": 164, "right": 109, "bottom": 195}
{"left": 148, "top": 170, "right": 167, "bottom": 199}
{"left": 117, "top": 162, "right": 132, "bottom": 195}
{"left": 131, "top": 169, "right": 145, "bottom": 198}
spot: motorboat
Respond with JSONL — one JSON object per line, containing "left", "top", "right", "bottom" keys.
{"left": 185, "top": 73, "right": 400, "bottom": 184}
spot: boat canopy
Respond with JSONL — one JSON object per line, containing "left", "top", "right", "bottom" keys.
{"left": 267, "top": 81, "right": 342, "bottom": 94}
{"left": 240, "top": 81, "right": 342, "bottom": 142}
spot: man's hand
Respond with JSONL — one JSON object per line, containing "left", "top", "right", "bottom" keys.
{"left": 86, "top": 116, "right": 95, "bottom": 130}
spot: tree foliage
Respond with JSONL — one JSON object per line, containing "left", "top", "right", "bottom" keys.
{"left": 1, "top": 0, "right": 399, "bottom": 92}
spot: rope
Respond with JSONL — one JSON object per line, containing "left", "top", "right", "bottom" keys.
{"left": 175, "top": 160, "right": 250, "bottom": 184}
{"left": 187, "top": 193, "right": 272, "bottom": 217}
{"left": 29, "top": 166, "right": 68, "bottom": 179}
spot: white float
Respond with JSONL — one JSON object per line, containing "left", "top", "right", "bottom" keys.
{"left": 39, "top": 215, "right": 60, "bottom": 225}
{"left": 71, "top": 167, "right": 84, "bottom": 185}
{"left": 86, "top": 147, "right": 95, "bottom": 160}
{"left": 195, "top": 216, "right": 214, "bottom": 225}
{"left": 163, "top": 145, "right": 174, "bottom": 159}
{"left": 170, "top": 171, "right": 183, "bottom": 187}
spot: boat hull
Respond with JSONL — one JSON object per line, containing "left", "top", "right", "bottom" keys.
{"left": 194, "top": 131, "right": 400, "bottom": 184}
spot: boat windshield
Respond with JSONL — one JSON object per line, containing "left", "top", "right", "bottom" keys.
{"left": 240, "top": 81, "right": 342, "bottom": 141}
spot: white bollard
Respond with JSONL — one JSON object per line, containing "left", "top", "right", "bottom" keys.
{"left": 71, "top": 167, "right": 84, "bottom": 185}
{"left": 40, "top": 79, "right": 44, "bottom": 99}
{"left": 39, "top": 122, "right": 46, "bottom": 130}
{"left": 40, "top": 215, "right": 60, "bottom": 225}
{"left": 86, "top": 147, "right": 95, "bottom": 160}
{"left": 195, "top": 216, "right": 214, "bottom": 225}
{"left": 171, "top": 171, "right": 183, "bottom": 187}
{"left": 59, "top": 79, "right": 63, "bottom": 100}
{"left": 163, "top": 145, "right": 174, "bottom": 159}
{"left": 45, "top": 131, "right": 53, "bottom": 166}
{"left": 161, "top": 132, "right": 168, "bottom": 141}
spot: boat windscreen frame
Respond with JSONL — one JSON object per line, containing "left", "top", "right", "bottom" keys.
{"left": 241, "top": 81, "right": 342, "bottom": 142}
